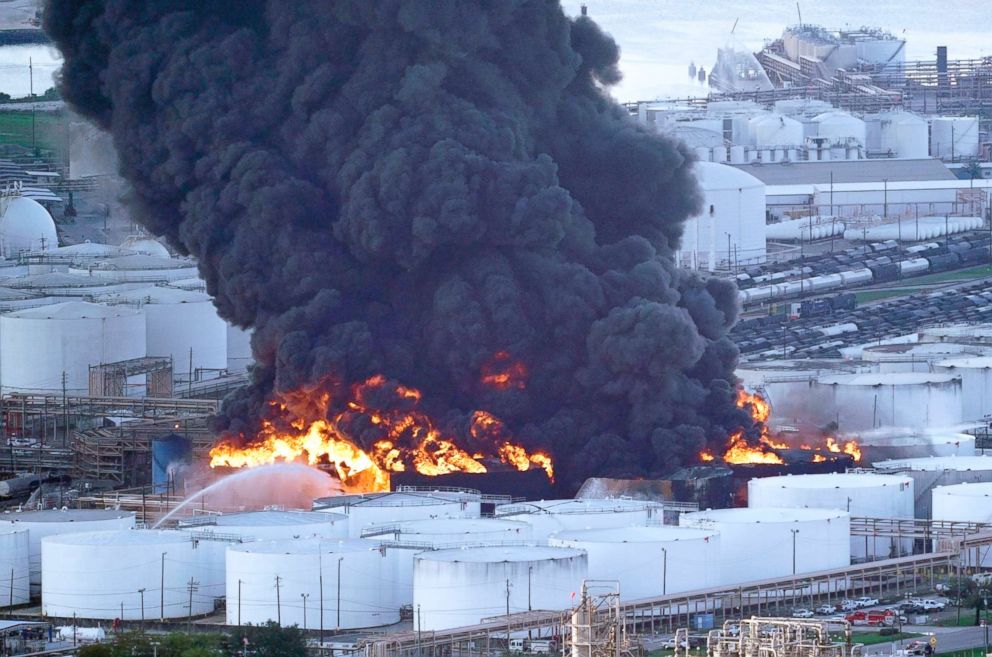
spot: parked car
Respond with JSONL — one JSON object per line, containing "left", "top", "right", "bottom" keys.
{"left": 855, "top": 597, "right": 880, "bottom": 608}
{"left": 839, "top": 600, "right": 859, "bottom": 611}
{"left": 815, "top": 604, "right": 837, "bottom": 615}
{"left": 911, "top": 599, "right": 946, "bottom": 611}
{"left": 793, "top": 609, "right": 815, "bottom": 618}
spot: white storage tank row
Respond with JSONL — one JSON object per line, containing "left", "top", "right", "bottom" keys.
{"left": 748, "top": 473, "right": 913, "bottom": 559}
{"left": 874, "top": 456, "right": 992, "bottom": 519}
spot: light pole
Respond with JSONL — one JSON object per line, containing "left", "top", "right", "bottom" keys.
{"left": 336, "top": 557, "right": 344, "bottom": 632}
{"left": 527, "top": 566, "right": 532, "bottom": 611}
{"left": 319, "top": 546, "right": 325, "bottom": 646}
{"left": 662, "top": 547, "right": 668, "bottom": 595}
{"left": 138, "top": 588, "right": 145, "bottom": 628}
{"left": 160, "top": 552, "right": 166, "bottom": 622}
{"left": 301, "top": 593, "right": 309, "bottom": 631}
{"left": 791, "top": 529, "right": 800, "bottom": 575}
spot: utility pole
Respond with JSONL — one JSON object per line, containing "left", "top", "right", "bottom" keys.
{"left": 160, "top": 552, "right": 166, "bottom": 622}
{"left": 505, "top": 578, "right": 512, "bottom": 648}
{"left": 791, "top": 529, "right": 800, "bottom": 575}
{"left": 662, "top": 547, "right": 668, "bottom": 595}
{"left": 138, "top": 588, "right": 145, "bottom": 628}
{"left": 336, "top": 557, "right": 343, "bottom": 632}
{"left": 29, "top": 57, "right": 35, "bottom": 152}
{"left": 186, "top": 578, "right": 199, "bottom": 633}
{"left": 237, "top": 579, "right": 242, "bottom": 626}
{"left": 301, "top": 593, "right": 309, "bottom": 631}
{"left": 527, "top": 566, "right": 532, "bottom": 611}
{"left": 275, "top": 575, "right": 282, "bottom": 627}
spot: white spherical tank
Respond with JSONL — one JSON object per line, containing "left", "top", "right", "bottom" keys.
{"left": 42, "top": 530, "right": 213, "bottom": 619}
{"left": 813, "top": 373, "right": 962, "bottom": 432}
{"left": 0, "top": 196, "right": 57, "bottom": 257}
{"left": 179, "top": 510, "right": 349, "bottom": 541}
{"left": 679, "top": 162, "right": 766, "bottom": 270}
{"left": 120, "top": 236, "right": 170, "bottom": 258}
{"left": 314, "top": 491, "right": 481, "bottom": 537}
{"left": 0, "top": 301, "right": 145, "bottom": 393}
{"left": 934, "top": 357, "right": 992, "bottom": 422}
{"left": 874, "top": 456, "right": 992, "bottom": 519}
{"left": 930, "top": 117, "right": 979, "bottom": 159}
{"left": 748, "top": 473, "right": 913, "bottom": 559}
{"left": 679, "top": 507, "right": 850, "bottom": 585}
{"left": 0, "top": 508, "right": 135, "bottom": 595}
{"left": 549, "top": 526, "right": 720, "bottom": 599}
{"left": 103, "top": 286, "right": 228, "bottom": 376}
{"left": 0, "top": 529, "right": 29, "bottom": 605}
{"left": 749, "top": 114, "right": 804, "bottom": 148}
{"left": 226, "top": 538, "right": 400, "bottom": 629}
{"left": 414, "top": 546, "right": 587, "bottom": 631}
{"left": 812, "top": 112, "right": 866, "bottom": 148}
{"left": 495, "top": 498, "right": 661, "bottom": 540}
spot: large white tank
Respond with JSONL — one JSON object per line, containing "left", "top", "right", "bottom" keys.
{"left": 549, "top": 526, "right": 720, "bottom": 599}
{"left": 179, "top": 510, "right": 349, "bottom": 541}
{"left": 874, "top": 456, "right": 992, "bottom": 519}
{"left": 862, "top": 343, "right": 992, "bottom": 374}
{"left": 0, "top": 301, "right": 146, "bottom": 394}
{"left": 812, "top": 112, "right": 866, "bottom": 148}
{"left": 930, "top": 117, "right": 980, "bottom": 159}
{"left": 933, "top": 357, "right": 992, "bottom": 422}
{"left": 120, "top": 236, "right": 170, "bottom": 258}
{"left": 5, "top": 272, "right": 144, "bottom": 297}
{"left": 414, "top": 546, "right": 587, "bottom": 631}
{"left": 0, "top": 529, "right": 29, "bottom": 605}
{"left": 226, "top": 538, "right": 400, "bottom": 629}
{"left": 679, "top": 507, "right": 850, "bottom": 585}
{"left": 42, "top": 530, "right": 214, "bottom": 619}
{"left": 0, "top": 196, "right": 57, "bottom": 257}
{"left": 0, "top": 508, "right": 135, "bottom": 595}
{"left": 877, "top": 111, "right": 929, "bottom": 159}
{"left": 852, "top": 428, "right": 976, "bottom": 463}
{"left": 495, "top": 498, "right": 660, "bottom": 540}
{"left": 932, "top": 482, "right": 992, "bottom": 566}
{"left": 100, "top": 286, "right": 228, "bottom": 376}
{"left": 813, "top": 372, "right": 962, "bottom": 431}
{"left": 70, "top": 255, "right": 198, "bottom": 283}
{"left": 680, "top": 162, "right": 766, "bottom": 271}
{"left": 314, "top": 491, "right": 481, "bottom": 537}
{"left": 749, "top": 114, "right": 804, "bottom": 148}
{"left": 736, "top": 359, "right": 863, "bottom": 427}
{"left": 748, "top": 472, "right": 913, "bottom": 559}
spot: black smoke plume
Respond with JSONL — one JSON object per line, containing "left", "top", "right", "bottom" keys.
{"left": 45, "top": 0, "right": 750, "bottom": 491}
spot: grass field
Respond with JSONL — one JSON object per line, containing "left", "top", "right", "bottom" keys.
{"left": 0, "top": 109, "right": 66, "bottom": 152}
{"left": 850, "top": 632, "right": 921, "bottom": 646}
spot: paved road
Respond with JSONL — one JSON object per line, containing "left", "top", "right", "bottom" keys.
{"left": 862, "top": 625, "right": 991, "bottom": 656}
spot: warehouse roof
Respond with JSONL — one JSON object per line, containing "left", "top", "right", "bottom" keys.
{"left": 734, "top": 158, "right": 956, "bottom": 185}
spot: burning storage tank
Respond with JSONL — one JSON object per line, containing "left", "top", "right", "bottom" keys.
{"left": 736, "top": 360, "right": 862, "bottom": 427}
{"left": 227, "top": 538, "right": 400, "bottom": 629}
{"left": 0, "top": 301, "right": 145, "bottom": 394}
{"left": 0, "top": 508, "right": 135, "bottom": 595}
{"left": 812, "top": 373, "right": 963, "bottom": 432}
{"left": 679, "top": 507, "right": 850, "bottom": 585}
{"left": 874, "top": 456, "right": 992, "bottom": 519}
{"left": 748, "top": 472, "right": 913, "bottom": 559}
{"left": 932, "top": 482, "right": 992, "bottom": 566}
{"left": 313, "top": 491, "right": 481, "bottom": 538}
{"left": 178, "top": 510, "right": 349, "bottom": 541}
{"left": 494, "top": 498, "right": 661, "bottom": 540}
{"left": 933, "top": 357, "right": 992, "bottom": 422}
{"left": 0, "top": 529, "right": 29, "bottom": 605}
{"left": 363, "top": 517, "right": 534, "bottom": 607}
{"left": 99, "top": 286, "right": 228, "bottom": 377}
{"left": 413, "top": 546, "right": 587, "bottom": 631}
{"left": 548, "top": 526, "right": 720, "bottom": 599}
{"left": 42, "top": 530, "right": 215, "bottom": 620}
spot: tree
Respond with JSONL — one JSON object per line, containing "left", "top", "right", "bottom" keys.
{"left": 78, "top": 645, "right": 114, "bottom": 657}
{"left": 238, "top": 623, "right": 307, "bottom": 657}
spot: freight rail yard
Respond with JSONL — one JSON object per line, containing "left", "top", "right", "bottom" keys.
{"left": 1, "top": 3, "right": 992, "bottom": 657}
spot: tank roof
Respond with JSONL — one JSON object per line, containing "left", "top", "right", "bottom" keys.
{"left": 42, "top": 529, "right": 186, "bottom": 546}
{"left": 933, "top": 482, "right": 992, "bottom": 498}
{"left": 3, "top": 300, "right": 142, "bottom": 320}
{"left": 92, "top": 255, "right": 193, "bottom": 270}
{"left": 418, "top": 545, "right": 584, "bottom": 563}
{"left": 6, "top": 272, "right": 121, "bottom": 288}
{"left": 228, "top": 537, "right": 380, "bottom": 555}
{"left": 179, "top": 510, "right": 343, "bottom": 528}
{"left": 818, "top": 372, "right": 959, "bottom": 386}
{"left": 315, "top": 490, "right": 478, "bottom": 509}
{"left": 683, "top": 507, "right": 849, "bottom": 524}
{"left": 550, "top": 525, "right": 718, "bottom": 543}
{"left": 750, "top": 472, "right": 911, "bottom": 489}
{"left": 936, "top": 357, "right": 992, "bottom": 369}
{"left": 874, "top": 455, "right": 992, "bottom": 472}
{"left": 110, "top": 286, "right": 212, "bottom": 304}
{"left": 695, "top": 161, "right": 764, "bottom": 192}
{"left": 497, "top": 498, "right": 658, "bottom": 516}
{"left": 0, "top": 509, "right": 134, "bottom": 523}
{"left": 0, "top": 286, "right": 39, "bottom": 300}
{"left": 390, "top": 518, "right": 529, "bottom": 534}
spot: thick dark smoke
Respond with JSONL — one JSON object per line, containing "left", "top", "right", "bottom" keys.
{"left": 46, "top": 1, "right": 749, "bottom": 491}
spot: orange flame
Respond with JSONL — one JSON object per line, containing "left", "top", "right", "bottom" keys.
{"left": 209, "top": 376, "right": 553, "bottom": 491}
{"left": 481, "top": 351, "right": 528, "bottom": 390}
{"left": 825, "top": 436, "right": 862, "bottom": 462}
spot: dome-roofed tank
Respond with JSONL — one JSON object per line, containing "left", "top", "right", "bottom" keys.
{"left": 812, "top": 111, "right": 866, "bottom": 148}
{"left": 42, "top": 529, "right": 214, "bottom": 619}
{"left": 314, "top": 490, "right": 482, "bottom": 537}
{"left": 749, "top": 113, "right": 804, "bottom": 148}
{"left": 680, "top": 507, "right": 850, "bottom": 585}
{"left": 414, "top": 546, "right": 587, "bottom": 631}
{"left": 549, "top": 525, "right": 720, "bottom": 598}
{"left": 748, "top": 472, "right": 913, "bottom": 559}
{"left": 226, "top": 538, "right": 401, "bottom": 629}
{"left": 0, "top": 301, "right": 145, "bottom": 393}
{"left": 120, "top": 236, "right": 170, "bottom": 258}
{"left": 495, "top": 498, "right": 661, "bottom": 540}
{"left": 0, "top": 196, "right": 57, "bottom": 257}
{"left": 874, "top": 455, "right": 992, "bottom": 518}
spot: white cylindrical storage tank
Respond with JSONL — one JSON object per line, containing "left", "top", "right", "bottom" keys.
{"left": 42, "top": 530, "right": 212, "bottom": 619}
{"left": 226, "top": 538, "right": 400, "bottom": 629}
{"left": 749, "top": 114, "right": 804, "bottom": 148}
{"left": 0, "top": 301, "right": 145, "bottom": 394}
{"left": 934, "top": 357, "right": 992, "bottom": 422}
{"left": 853, "top": 429, "right": 975, "bottom": 462}
{"left": 314, "top": 491, "right": 481, "bottom": 538}
{"left": 0, "top": 509, "right": 135, "bottom": 595}
{"left": 812, "top": 112, "right": 866, "bottom": 149}
{"left": 414, "top": 546, "right": 587, "bottom": 631}
{"left": 549, "top": 526, "right": 720, "bottom": 599}
{"left": 178, "top": 510, "right": 349, "bottom": 541}
{"left": 813, "top": 372, "right": 962, "bottom": 432}
{"left": 874, "top": 456, "right": 992, "bottom": 519}
{"left": 495, "top": 498, "right": 660, "bottom": 540}
{"left": 712, "top": 146, "right": 728, "bottom": 163}
{"left": 679, "top": 507, "right": 850, "bottom": 585}
{"left": 0, "top": 529, "right": 29, "bottom": 605}
{"left": 861, "top": 342, "right": 992, "bottom": 374}
{"left": 694, "top": 146, "right": 711, "bottom": 162}
{"left": 932, "top": 482, "right": 992, "bottom": 566}
{"left": 120, "top": 236, "right": 170, "bottom": 258}
{"left": 370, "top": 518, "right": 534, "bottom": 608}
{"left": 930, "top": 117, "right": 980, "bottom": 159}
{"left": 102, "top": 286, "right": 227, "bottom": 376}
{"left": 0, "top": 196, "right": 58, "bottom": 258}
{"left": 729, "top": 145, "right": 745, "bottom": 163}
{"left": 748, "top": 473, "right": 913, "bottom": 559}
{"left": 70, "top": 255, "right": 198, "bottom": 283}
{"left": 879, "top": 112, "right": 929, "bottom": 159}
